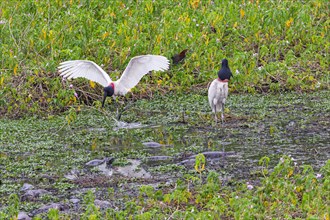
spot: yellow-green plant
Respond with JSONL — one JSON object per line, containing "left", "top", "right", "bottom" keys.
{"left": 194, "top": 153, "right": 206, "bottom": 179}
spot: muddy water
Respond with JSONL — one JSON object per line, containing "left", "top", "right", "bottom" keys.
{"left": 106, "top": 121, "right": 329, "bottom": 180}
{"left": 97, "top": 91, "right": 330, "bottom": 179}
{"left": 1, "top": 91, "right": 329, "bottom": 217}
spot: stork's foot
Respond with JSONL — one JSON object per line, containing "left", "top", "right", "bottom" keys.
{"left": 116, "top": 108, "right": 121, "bottom": 121}
{"left": 214, "top": 114, "right": 218, "bottom": 124}
{"left": 221, "top": 113, "right": 225, "bottom": 124}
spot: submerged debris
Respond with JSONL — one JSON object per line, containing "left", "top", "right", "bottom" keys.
{"left": 94, "top": 199, "right": 112, "bottom": 209}
{"left": 17, "top": 212, "right": 31, "bottom": 220}
{"left": 69, "top": 198, "right": 80, "bottom": 204}
{"left": 146, "top": 156, "right": 174, "bottom": 161}
{"left": 114, "top": 121, "right": 146, "bottom": 130}
{"left": 85, "top": 157, "right": 115, "bottom": 167}
{"left": 177, "top": 158, "right": 196, "bottom": 166}
{"left": 189, "top": 151, "right": 236, "bottom": 159}
{"left": 142, "top": 141, "right": 165, "bottom": 148}
{"left": 85, "top": 159, "right": 105, "bottom": 167}
{"left": 20, "top": 183, "right": 34, "bottom": 191}
{"left": 115, "top": 159, "right": 151, "bottom": 179}
{"left": 96, "top": 162, "right": 114, "bottom": 176}
{"left": 31, "top": 203, "right": 69, "bottom": 216}
{"left": 22, "top": 189, "right": 50, "bottom": 201}
{"left": 64, "top": 169, "right": 80, "bottom": 180}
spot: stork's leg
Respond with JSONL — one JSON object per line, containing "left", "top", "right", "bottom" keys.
{"left": 116, "top": 108, "right": 122, "bottom": 121}
{"left": 116, "top": 100, "right": 123, "bottom": 120}
{"left": 221, "top": 103, "right": 225, "bottom": 124}
{"left": 214, "top": 105, "right": 218, "bottom": 123}
{"left": 117, "top": 100, "right": 134, "bottom": 121}
{"left": 117, "top": 103, "right": 133, "bottom": 121}
{"left": 112, "top": 96, "right": 121, "bottom": 119}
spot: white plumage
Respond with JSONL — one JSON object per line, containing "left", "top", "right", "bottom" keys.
{"left": 59, "top": 60, "right": 111, "bottom": 87}
{"left": 208, "top": 79, "right": 228, "bottom": 123}
{"left": 58, "top": 55, "right": 170, "bottom": 96}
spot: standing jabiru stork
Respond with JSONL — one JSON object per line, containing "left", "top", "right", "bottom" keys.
{"left": 208, "top": 59, "right": 233, "bottom": 123}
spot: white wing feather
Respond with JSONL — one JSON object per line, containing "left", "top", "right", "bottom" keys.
{"left": 115, "top": 55, "right": 170, "bottom": 95}
{"left": 58, "top": 60, "right": 112, "bottom": 87}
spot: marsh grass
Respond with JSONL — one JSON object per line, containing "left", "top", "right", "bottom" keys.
{"left": 1, "top": 0, "right": 329, "bottom": 117}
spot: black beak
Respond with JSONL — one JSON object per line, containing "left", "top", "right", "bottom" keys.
{"left": 102, "top": 92, "right": 107, "bottom": 108}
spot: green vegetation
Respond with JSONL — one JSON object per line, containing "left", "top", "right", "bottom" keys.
{"left": 1, "top": 157, "right": 329, "bottom": 219}
{"left": 1, "top": 0, "right": 329, "bottom": 117}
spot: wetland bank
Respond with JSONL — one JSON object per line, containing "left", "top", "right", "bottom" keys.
{"left": 1, "top": 90, "right": 329, "bottom": 219}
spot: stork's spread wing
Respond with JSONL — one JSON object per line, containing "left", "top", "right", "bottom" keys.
{"left": 58, "top": 60, "right": 112, "bottom": 87}
{"left": 116, "top": 55, "right": 169, "bottom": 95}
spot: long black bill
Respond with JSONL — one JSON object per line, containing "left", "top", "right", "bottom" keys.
{"left": 102, "top": 92, "right": 107, "bottom": 108}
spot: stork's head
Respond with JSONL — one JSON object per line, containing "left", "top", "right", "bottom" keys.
{"left": 102, "top": 83, "right": 114, "bottom": 107}
{"left": 221, "top": 59, "right": 229, "bottom": 67}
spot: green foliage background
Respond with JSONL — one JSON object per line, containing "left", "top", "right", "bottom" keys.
{"left": 1, "top": 0, "right": 329, "bottom": 117}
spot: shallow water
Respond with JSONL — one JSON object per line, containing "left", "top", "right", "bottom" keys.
{"left": 82, "top": 91, "right": 330, "bottom": 177}
{"left": 76, "top": 92, "right": 329, "bottom": 183}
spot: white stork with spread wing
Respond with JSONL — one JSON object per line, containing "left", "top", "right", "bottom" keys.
{"left": 58, "top": 55, "right": 170, "bottom": 107}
